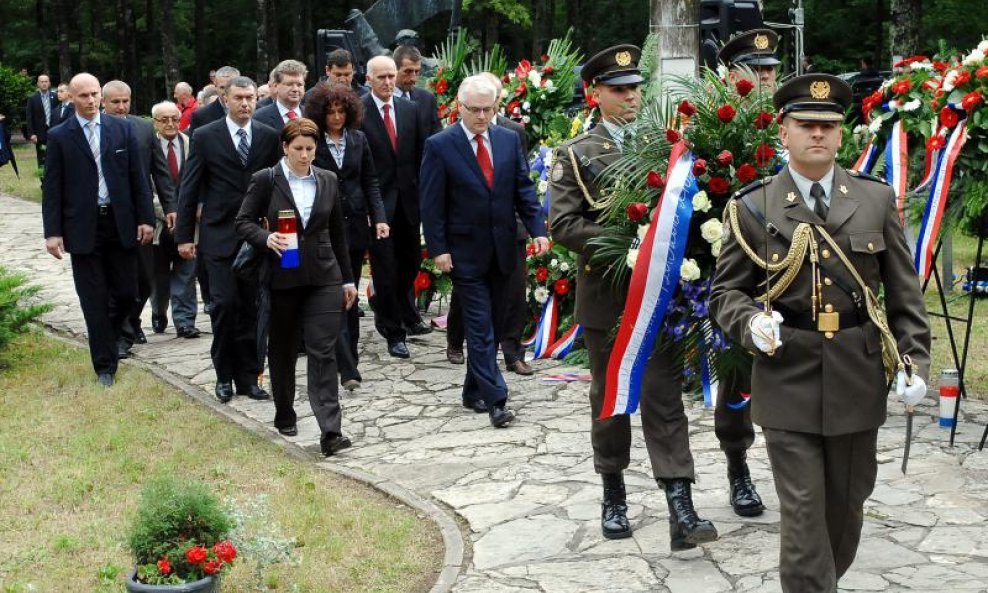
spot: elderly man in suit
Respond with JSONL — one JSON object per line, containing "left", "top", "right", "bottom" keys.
{"left": 360, "top": 55, "right": 429, "bottom": 358}
{"left": 42, "top": 73, "right": 154, "bottom": 386}
{"left": 150, "top": 100, "right": 199, "bottom": 339}
{"left": 25, "top": 73, "right": 57, "bottom": 173}
{"left": 175, "top": 76, "right": 281, "bottom": 404}
{"left": 254, "top": 59, "right": 307, "bottom": 130}
{"left": 420, "top": 75, "right": 548, "bottom": 428}
{"left": 188, "top": 66, "right": 239, "bottom": 135}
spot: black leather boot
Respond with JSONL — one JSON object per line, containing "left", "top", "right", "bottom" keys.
{"left": 727, "top": 450, "right": 765, "bottom": 517}
{"left": 661, "top": 478, "right": 718, "bottom": 550}
{"left": 601, "top": 473, "right": 632, "bottom": 539}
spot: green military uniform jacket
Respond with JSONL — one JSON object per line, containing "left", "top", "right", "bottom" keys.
{"left": 710, "top": 166, "right": 931, "bottom": 436}
{"left": 548, "top": 125, "right": 626, "bottom": 330}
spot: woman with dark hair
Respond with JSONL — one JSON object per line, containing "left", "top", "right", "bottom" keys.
{"left": 236, "top": 118, "right": 357, "bottom": 456}
{"left": 304, "top": 81, "right": 388, "bottom": 392}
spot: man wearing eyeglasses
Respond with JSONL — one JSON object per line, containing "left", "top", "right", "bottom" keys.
{"left": 420, "top": 75, "right": 548, "bottom": 428}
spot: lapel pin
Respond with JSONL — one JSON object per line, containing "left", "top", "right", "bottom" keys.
{"left": 786, "top": 191, "right": 797, "bottom": 203}
{"left": 839, "top": 185, "right": 848, "bottom": 195}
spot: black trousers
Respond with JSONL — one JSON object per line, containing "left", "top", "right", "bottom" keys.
{"left": 391, "top": 210, "right": 423, "bottom": 328}
{"left": 337, "top": 248, "right": 365, "bottom": 383}
{"left": 714, "top": 360, "right": 756, "bottom": 455}
{"left": 120, "top": 243, "right": 155, "bottom": 347}
{"left": 447, "top": 240, "right": 527, "bottom": 364}
{"left": 202, "top": 251, "right": 261, "bottom": 389}
{"left": 70, "top": 209, "right": 137, "bottom": 375}
{"left": 268, "top": 283, "right": 344, "bottom": 436}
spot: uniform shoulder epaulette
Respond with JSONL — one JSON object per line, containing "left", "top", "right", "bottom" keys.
{"left": 847, "top": 169, "right": 890, "bottom": 185}
{"left": 731, "top": 176, "right": 774, "bottom": 200}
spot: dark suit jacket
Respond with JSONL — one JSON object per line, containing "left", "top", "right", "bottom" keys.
{"left": 124, "top": 115, "right": 174, "bottom": 210}
{"left": 256, "top": 97, "right": 274, "bottom": 109}
{"left": 359, "top": 94, "right": 424, "bottom": 226}
{"left": 252, "top": 102, "right": 292, "bottom": 131}
{"left": 419, "top": 124, "right": 545, "bottom": 277}
{"left": 25, "top": 91, "right": 57, "bottom": 142}
{"left": 313, "top": 128, "right": 386, "bottom": 252}
{"left": 187, "top": 100, "right": 225, "bottom": 136}
{"left": 174, "top": 118, "right": 281, "bottom": 257}
{"left": 404, "top": 87, "right": 441, "bottom": 137}
{"left": 42, "top": 114, "right": 154, "bottom": 253}
{"left": 495, "top": 114, "right": 531, "bottom": 241}
{"left": 235, "top": 164, "right": 353, "bottom": 290}
{"left": 52, "top": 102, "right": 75, "bottom": 129}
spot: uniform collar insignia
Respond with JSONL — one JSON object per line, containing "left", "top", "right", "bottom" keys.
{"left": 786, "top": 191, "right": 797, "bottom": 203}
{"left": 839, "top": 184, "right": 848, "bottom": 195}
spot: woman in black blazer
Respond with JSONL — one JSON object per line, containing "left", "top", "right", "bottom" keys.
{"left": 235, "top": 119, "right": 357, "bottom": 457}
{"left": 304, "top": 82, "right": 388, "bottom": 391}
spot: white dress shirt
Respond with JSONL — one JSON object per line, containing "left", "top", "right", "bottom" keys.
{"left": 459, "top": 121, "right": 492, "bottom": 161}
{"left": 280, "top": 158, "right": 316, "bottom": 228}
{"left": 225, "top": 116, "right": 251, "bottom": 147}
{"left": 371, "top": 93, "right": 398, "bottom": 141}
{"left": 276, "top": 101, "right": 303, "bottom": 123}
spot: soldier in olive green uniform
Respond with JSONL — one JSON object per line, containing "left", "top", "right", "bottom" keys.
{"left": 549, "top": 45, "right": 717, "bottom": 550}
{"left": 710, "top": 74, "right": 931, "bottom": 592}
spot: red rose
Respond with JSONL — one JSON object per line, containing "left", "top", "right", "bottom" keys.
{"left": 646, "top": 170, "right": 665, "bottom": 190}
{"left": 891, "top": 80, "right": 912, "bottom": 95}
{"left": 665, "top": 128, "right": 681, "bottom": 143}
{"left": 515, "top": 82, "right": 528, "bottom": 96}
{"left": 203, "top": 559, "right": 222, "bottom": 575}
{"left": 977, "top": 66, "right": 988, "bottom": 79}
{"left": 961, "top": 91, "right": 983, "bottom": 111}
{"left": 715, "top": 150, "right": 734, "bottom": 166}
{"left": 212, "top": 540, "right": 237, "bottom": 564}
{"left": 185, "top": 546, "right": 208, "bottom": 565}
{"left": 755, "top": 144, "right": 776, "bottom": 167}
{"left": 716, "top": 104, "right": 737, "bottom": 123}
{"left": 736, "top": 163, "right": 758, "bottom": 184}
{"left": 955, "top": 71, "right": 972, "bottom": 88}
{"left": 414, "top": 271, "right": 431, "bottom": 291}
{"left": 536, "top": 266, "right": 549, "bottom": 283}
{"left": 939, "top": 106, "right": 959, "bottom": 128}
{"left": 692, "top": 159, "right": 708, "bottom": 176}
{"left": 927, "top": 134, "right": 946, "bottom": 150}
{"left": 707, "top": 176, "right": 730, "bottom": 195}
{"left": 554, "top": 278, "right": 571, "bottom": 296}
{"left": 735, "top": 79, "right": 754, "bottom": 97}
{"left": 626, "top": 202, "right": 648, "bottom": 222}
{"left": 754, "top": 111, "right": 775, "bottom": 130}
{"left": 543, "top": 66, "right": 554, "bottom": 74}
{"left": 157, "top": 558, "right": 171, "bottom": 575}
{"left": 435, "top": 79, "right": 448, "bottom": 96}
{"left": 677, "top": 100, "right": 697, "bottom": 116}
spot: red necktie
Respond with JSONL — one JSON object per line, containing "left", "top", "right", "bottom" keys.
{"left": 383, "top": 104, "right": 398, "bottom": 152}
{"left": 475, "top": 134, "right": 494, "bottom": 188}
{"left": 287, "top": 110, "right": 297, "bottom": 121}
{"left": 167, "top": 140, "right": 180, "bottom": 183}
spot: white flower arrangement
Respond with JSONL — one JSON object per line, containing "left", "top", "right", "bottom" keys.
{"left": 700, "top": 218, "right": 724, "bottom": 243}
{"left": 534, "top": 286, "right": 550, "bottom": 303}
{"left": 559, "top": 262, "right": 570, "bottom": 272}
{"left": 962, "top": 49, "right": 986, "bottom": 67}
{"left": 902, "top": 99, "right": 921, "bottom": 112}
{"left": 692, "top": 190, "right": 712, "bottom": 213}
{"left": 549, "top": 258, "right": 559, "bottom": 268}
{"left": 528, "top": 70, "right": 542, "bottom": 87}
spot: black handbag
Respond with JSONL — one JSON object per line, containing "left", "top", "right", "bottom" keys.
{"left": 232, "top": 167, "right": 276, "bottom": 280}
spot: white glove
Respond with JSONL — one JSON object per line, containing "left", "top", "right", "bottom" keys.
{"left": 896, "top": 371, "right": 927, "bottom": 406}
{"left": 749, "top": 310, "right": 783, "bottom": 354}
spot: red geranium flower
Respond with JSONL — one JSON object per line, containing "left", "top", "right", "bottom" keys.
{"left": 715, "top": 150, "right": 734, "bottom": 166}
{"left": 506, "top": 100, "right": 521, "bottom": 115}
{"left": 203, "top": 559, "right": 222, "bottom": 575}
{"left": 677, "top": 100, "right": 697, "bottom": 116}
{"left": 692, "top": 159, "right": 708, "bottom": 176}
{"left": 736, "top": 163, "right": 758, "bottom": 184}
{"left": 535, "top": 266, "right": 549, "bottom": 283}
{"left": 157, "top": 558, "right": 171, "bottom": 575}
{"left": 414, "top": 271, "right": 431, "bottom": 291}
{"left": 754, "top": 111, "right": 775, "bottom": 130}
{"left": 626, "top": 202, "right": 648, "bottom": 222}
{"left": 922, "top": 79, "right": 939, "bottom": 92}
{"left": 933, "top": 61, "right": 949, "bottom": 73}
{"left": 977, "top": 66, "right": 988, "bottom": 79}
{"left": 646, "top": 170, "right": 665, "bottom": 190}
{"left": 927, "top": 134, "right": 946, "bottom": 151}
{"left": 435, "top": 79, "right": 448, "bottom": 96}
{"left": 212, "top": 540, "right": 237, "bottom": 564}
{"left": 543, "top": 66, "right": 555, "bottom": 75}
{"left": 665, "top": 129, "right": 681, "bottom": 143}
{"left": 961, "top": 91, "right": 983, "bottom": 111}
{"left": 939, "top": 106, "right": 959, "bottom": 128}
{"left": 717, "top": 104, "right": 737, "bottom": 123}
{"left": 735, "top": 79, "right": 754, "bottom": 97}
{"left": 708, "top": 176, "right": 730, "bottom": 195}
{"left": 755, "top": 144, "right": 776, "bottom": 167}
{"left": 554, "top": 278, "right": 570, "bottom": 296}
{"left": 185, "top": 546, "right": 208, "bottom": 565}
{"left": 954, "top": 71, "right": 972, "bottom": 88}
{"left": 891, "top": 80, "right": 912, "bottom": 95}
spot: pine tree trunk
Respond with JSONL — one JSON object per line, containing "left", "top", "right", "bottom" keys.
{"left": 889, "top": 0, "right": 920, "bottom": 64}
{"left": 160, "top": 0, "right": 180, "bottom": 94}
{"left": 256, "top": 0, "right": 270, "bottom": 81}
{"left": 651, "top": 0, "right": 700, "bottom": 79}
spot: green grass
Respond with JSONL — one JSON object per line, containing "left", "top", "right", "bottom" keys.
{"left": 0, "top": 333, "right": 441, "bottom": 592}
{"left": 0, "top": 144, "right": 42, "bottom": 203}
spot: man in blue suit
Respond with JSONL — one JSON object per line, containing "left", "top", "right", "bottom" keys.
{"left": 420, "top": 75, "right": 549, "bottom": 428}
{"left": 42, "top": 73, "right": 154, "bottom": 386}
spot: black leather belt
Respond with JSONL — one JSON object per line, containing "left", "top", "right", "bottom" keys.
{"left": 98, "top": 204, "right": 112, "bottom": 215}
{"left": 774, "top": 304, "right": 867, "bottom": 331}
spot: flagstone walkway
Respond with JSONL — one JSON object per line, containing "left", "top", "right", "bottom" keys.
{"left": 5, "top": 193, "right": 988, "bottom": 593}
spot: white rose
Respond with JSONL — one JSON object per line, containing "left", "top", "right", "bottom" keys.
{"left": 680, "top": 258, "right": 701, "bottom": 282}
{"left": 700, "top": 218, "right": 724, "bottom": 243}
{"left": 559, "top": 262, "right": 570, "bottom": 272}
{"left": 637, "top": 223, "right": 650, "bottom": 241}
{"left": 868, "top": 117, "right": 884, "bottom": 134}
{"left": 711, "top": 240, "right": 722, "bottom": 258}
{"left": 963, "top": 49, "right": 986, "bottom": 67}
{"left": 522, "top": 101, "right": 531, "bottom": 111}
{"left": 528, "top": 71, "right": 542, "bottom": 87}
{"left": 550, "top": 258, "right": 559, "bottom": 268}
{"left": 902, "top": 99, "right": 921, "bottom": 112}
{"left": 692, "top": 190, "right": 712, "bottom": 213}
{"left": 538, "top": 180, "right": 548, "bottom": 194}
{"left": 626, "top": 248, "right": 639, "bottom": 269}
{"left": 534, "top": 286, "right": 549, "bottom": 303}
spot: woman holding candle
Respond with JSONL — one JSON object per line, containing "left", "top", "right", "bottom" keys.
{"left": 236, "top": 118, "right": 357, "bottom": 456}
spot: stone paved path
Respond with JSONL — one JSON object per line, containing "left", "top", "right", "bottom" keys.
{"left": 6, "top": 193, "right": 988, "bottom": 592}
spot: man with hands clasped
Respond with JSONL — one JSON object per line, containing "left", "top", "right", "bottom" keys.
{"left": 710, "top": 74, "right": 931, "bottom": 593}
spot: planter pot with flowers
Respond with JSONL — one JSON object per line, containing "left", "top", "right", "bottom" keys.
{"left": 125, "top": 476, "right": 237, "bottom": 592}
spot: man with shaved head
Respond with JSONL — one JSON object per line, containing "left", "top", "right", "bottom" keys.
{"left": 42, "top": 73, "right": 154, "bottom": 387}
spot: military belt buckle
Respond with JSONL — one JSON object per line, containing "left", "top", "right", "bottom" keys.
{"left": 817, "top": 311, "right": 839, "bottom": 333}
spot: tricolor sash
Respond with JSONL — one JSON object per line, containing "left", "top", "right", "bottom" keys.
{"left": 545, "top": 323, "right": 583, "bottom": 359}
{"left": 852, "top": 137, "right": 880, "bottom": 173}
{"left": 884, "top": 120, "right": 909, "bottom": 225}
{"left": 915, "top": 117, "right": 968, "bottom": 282}
{"left": 531, "top": 295, "right": 559, "bottom": 359}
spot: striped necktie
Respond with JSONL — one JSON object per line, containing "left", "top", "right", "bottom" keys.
{"left": 87, "top": 121, "right": 109, "bottom": 205}
{"left": 236, "top": 128, "right": 249, "bottom": 166}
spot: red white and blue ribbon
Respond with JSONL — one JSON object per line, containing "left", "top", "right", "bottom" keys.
{"left": 600, "top": 142, "right": 697, "bottom": 418}
{"left": 883, "top": 120, "right": 909, "bottom": 225}
{"left": 699, "top": 320, "right": 719, "bottom": 409}
{"left": 544, "top": 323, "right": 583, "bottom": 359}
{"left": 915, "top": 117, "right": 968, "bottom": 282}
{"left": 531, "top": 294, "right": 559, "bottom": 359}
{"left": 726, "top": 392, "right": 752, "bottom": 410}
{"left": 913, "top": 123, "right": 942, "bottom": 195}
{"left": 852, "top": 137, "right": 880, "bottom": 173}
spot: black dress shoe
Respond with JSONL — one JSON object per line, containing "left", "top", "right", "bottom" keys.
{"left": 661, "top": 479, "right": 718, "bottom": 551}
{"left": 447, "top": 347, "right": 465, "bottom": 364}
{"left": 177, "top": 326, "right": 201, "bottom": 339}
{"left": 96, "top": 373, "right": 114, "bottom": 387}
{"left": 278, "top": 425, "right": 298, "bottom": 436}
{"left": 243, "top": 385, "right": 270, "bottom": 400}
{"left": 152, "top": 314, "right": 167, "bottom": 334}
{"left": 489, "top": 405, "right": 516, "bottom": 428}
{"left": 462, "top": 399, "right": 488, "bottom": 413}
{"left": 507, "top": 360, "right": 535, "bottom": 376}
{"left": 387, "top": 341, "right": 410, "bottom": 358}
{"left": 601, "top": 473, "right": 632, "bottom": 539}
{"left": 727, "top": 452, "right": 765, "bottom": 517}
{"left": 407, "top": 321, "right": 433, "bottom": 336}
{"left": 133, "top": 328, "right": 147, "bottom": 344}
{"left": 117, "top": 342, "right": 132, "bottom": 360}
{"left": 321, "top": 434, "right": 352, "bottom": 456}
{"left": 215, "top": 381, "right": 234, "bottom": 403}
